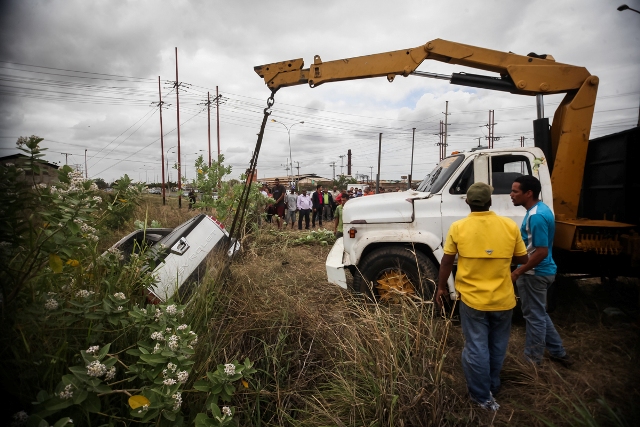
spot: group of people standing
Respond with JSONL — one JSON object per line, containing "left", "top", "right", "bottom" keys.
{"left": 261, "top": 182, "right": 350, "bottom": 232}
{"left": 436, "top": 175, "right": 572, "bottom": 412}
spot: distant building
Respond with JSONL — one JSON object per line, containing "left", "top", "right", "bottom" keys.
{"left": 0, "top": 154, "right": 59, "bottom": 185}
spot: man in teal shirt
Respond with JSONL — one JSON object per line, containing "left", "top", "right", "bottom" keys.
{"left": 511, "top": 175, "right": 572, "bottom": 367}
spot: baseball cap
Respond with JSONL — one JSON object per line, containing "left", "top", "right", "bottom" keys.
{"left": 466, "top": 182, "right": 493, "bottom": 206}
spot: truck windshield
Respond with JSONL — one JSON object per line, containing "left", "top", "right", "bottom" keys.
{"left": 417, "top": 155, "right": 464, "bottom": 193}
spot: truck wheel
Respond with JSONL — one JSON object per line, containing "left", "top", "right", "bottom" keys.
{"left": 353, "top": 246, "right": 438, "bottom": 302}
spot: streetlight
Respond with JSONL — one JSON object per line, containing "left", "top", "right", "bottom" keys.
{"left": 271, "top": 119, "right": 304, "bottom": 187}
{"left": 618, "top": 4, "right": 640, "bottom": 13}
{"left": 166, "top": 145, "right": 176, "bottom": 185}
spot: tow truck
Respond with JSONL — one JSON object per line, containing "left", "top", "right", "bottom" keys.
{"left": 255, "top": 39, "right": 639, "bottom": 301}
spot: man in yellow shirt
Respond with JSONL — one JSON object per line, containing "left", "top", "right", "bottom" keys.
{"left": 436, "top": 182, "right": 528, "bottom": 411}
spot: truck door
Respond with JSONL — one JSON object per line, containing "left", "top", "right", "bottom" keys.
{"left": 488, "top": 153, "right": 536, "bottom": 226}
{"left": 440, "top": 156, "right": 480, "bottom": 239}
{"left": 441, "top": 152, "right": 536, "bottom": 239}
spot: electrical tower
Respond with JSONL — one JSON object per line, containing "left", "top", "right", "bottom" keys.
{"left": 329, "top": 161, "right": 337, "bottom": 181}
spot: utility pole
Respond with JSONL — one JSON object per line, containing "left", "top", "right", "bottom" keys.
{"left": 520, "top": 136, "right": 528, "bottom": 147}
{"left": 485, "top": 110, "right": 500, "bottom": 148}
{"left": 339, "top": 154, "right": 346, "bottom": 175}
{"left": 61, "top": 152, "right": 71, "bottom": 165}
{"left": 443, "top": 101, "right": 450, "bottom": 158}
{"left": 84, "top": 149, "right": 87, "bottom": 178}
{"left": 409, "top": 127, "right": 415, "bottom": 189}
{"left": 477, "top": 137, "right": 482, "bottom": 148}
{"left": 376, "top": 133, "right": 382, "bottom": 194}
{"left": 153, "top": 76, "right": 168, "bottom": 205}
{"left": 207, "top": 92, "right": 211, "bottom": 167}
{"left": 347, "top": 149, "right": 352, "bottom": 176}
{"left": 369, "top": 166, "right": 373, "bottom": 184}
{"left": 174, "top": 47, "right": 183, "bottom": 208}
{"left": 199, "top": 92, "right": 222, "bottom": 167}
{"left": 216, "top": 86, "right": 221, "bottom": 159}
{"left": 437, "top": 120, "right": 445, "bottom": 161}
{"left": 329, "top": 161, "right": 336, "bottom": 181}
{"left": 295, "top": 161, "right": 300, "bottom": 179}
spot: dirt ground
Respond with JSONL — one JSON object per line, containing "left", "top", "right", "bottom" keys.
{"left": 242, "top": 223, "right": 640, "bottom": 425}
{"left": 131, "top": 198, "right": 640, "bottom": 425}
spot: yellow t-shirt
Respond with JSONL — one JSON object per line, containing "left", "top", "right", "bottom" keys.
{"left": 443, "top": 211, "right": 527, "bottom": 311}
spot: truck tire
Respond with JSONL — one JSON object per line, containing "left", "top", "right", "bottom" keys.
{"left": 353, "top": 246, "right": 438, "bottom": 302}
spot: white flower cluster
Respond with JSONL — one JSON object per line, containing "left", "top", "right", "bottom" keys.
{"left": 176, "top": 370, "right": 189, "bottom": 382}
{"left": 165, "top": 327, "right": 172, "bottom": 333}
{"left": 80, "top": 223, "right": 97, "bottom": 234}
{"left": 32, "top": 183, "right": 47, "bottom": 189}
{"left": 76, "top": 289, "right": 95, "bottom": 298}
{"left": 153, "top": 343, "right": 161, "bottom": 353}
{"left": 224, "top": 363, "right": 236, "bottom": 376}
{"left": 168, "top": 335, "right": 179, "bottom": 351}
{"left": 137, "top": 404, "right": 149, "bottom": 414}
{"left": 58, "top": 384, "right": 73, "bottom": 400}
{"left": 154, "top": 308, "right": 162, "bottom": 321}
{"left": 92, "top": 195, "right": 102, "bottom": 203}
{"left": 150, "top": 331, "right": 165, "bottom": 341}
{"left": 165, "top": 304, "right": 177, "bottom": 315}
{"left": 86, "top": 345, "right": 100, "bottom": 354}
{"left": 177, "top": 324, "right": 188, "bottom": 331}
{"left": 190, "top": 331, "right": 198, "bottom": 346}
{"left": 44, "top": 299, "right": 59, "bottom": 310}
{"left": 107, "top": 247, "right": 124, "bottom": 261}
{"left": 172, "top": 392, "right": 182, "bottom": 411}
{"left": 222, "top": 406, "right": 232, "bottom": 417}
{"left": 86, "top": 360, "right": 107, "bottom": 377}
{"left": 12, "top": 411, "right": 28, "bottom": 424}
{"left": 105, "top": 366, "right": 116, "bottom": 380}
{"left": 166, "top": 362, "right": 177, "bottom": 372}
{"left": 113, "top": 292, "right": 126, "bottom": 300}
{"left": 163, "top": 378, "right": 176, "bottom": 386}
{"left": 116, "top": 306, "right": 123, "bottom": 311}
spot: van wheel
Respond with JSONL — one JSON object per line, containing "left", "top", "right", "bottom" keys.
{"left": 353, "top": 246, "right": 438, "bottom": 303}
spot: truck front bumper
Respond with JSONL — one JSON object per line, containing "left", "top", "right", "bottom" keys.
{"left": 326, "top": 237, "right": 350, "bottom": 289}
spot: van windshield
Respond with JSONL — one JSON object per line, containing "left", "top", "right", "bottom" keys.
{"left": 417, "top": 155, "right": 464, "bottom": 193}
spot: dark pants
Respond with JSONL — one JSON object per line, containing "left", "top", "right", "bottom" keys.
{"left": 298, "top": 209, "right": 310, "bottom": 229}
{"left": 312, "top": 208, "right": 323, "bottom": 227}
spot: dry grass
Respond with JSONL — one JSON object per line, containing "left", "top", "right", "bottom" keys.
{"left": 119, "top": 202, "right": 640, "bottom": 426}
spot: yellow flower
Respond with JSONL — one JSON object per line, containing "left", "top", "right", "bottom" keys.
{"left": 66, "top": 259, "right": 80, "bottom": 267}
{"left": 241, "top": 379, "right": 249, "bottom": 389}
{"left": 118, "top": 199, "right": 127, "bottom": 203}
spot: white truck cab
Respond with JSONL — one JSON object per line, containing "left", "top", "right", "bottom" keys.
{"left": 326, "top": 147, "right": 551, "bottom": 301}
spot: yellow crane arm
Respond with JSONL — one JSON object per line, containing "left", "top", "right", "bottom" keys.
{"left": 255, "top": 38, "right": 600, "bottom": 220}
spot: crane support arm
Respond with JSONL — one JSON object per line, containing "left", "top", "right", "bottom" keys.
{"left": 254, "top": 39, "right": 591, "bottom": 96}
{"left": 255, "top": 38, "right": 599, "bottom": 220}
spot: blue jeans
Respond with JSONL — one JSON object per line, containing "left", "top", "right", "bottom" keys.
{"left": 459, "top": 301, "right": 512, "bottom": 404}
{"left": 516, "top": 275, "right": 565, "bottom": 363}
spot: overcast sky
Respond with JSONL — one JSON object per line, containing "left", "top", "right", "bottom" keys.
{"left": 1, "top": 0, "right": 638, "bottom": 184}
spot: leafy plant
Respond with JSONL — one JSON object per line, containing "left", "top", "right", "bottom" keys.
{"left": 293, "top": 228, "right": 336, "bottom": 246}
